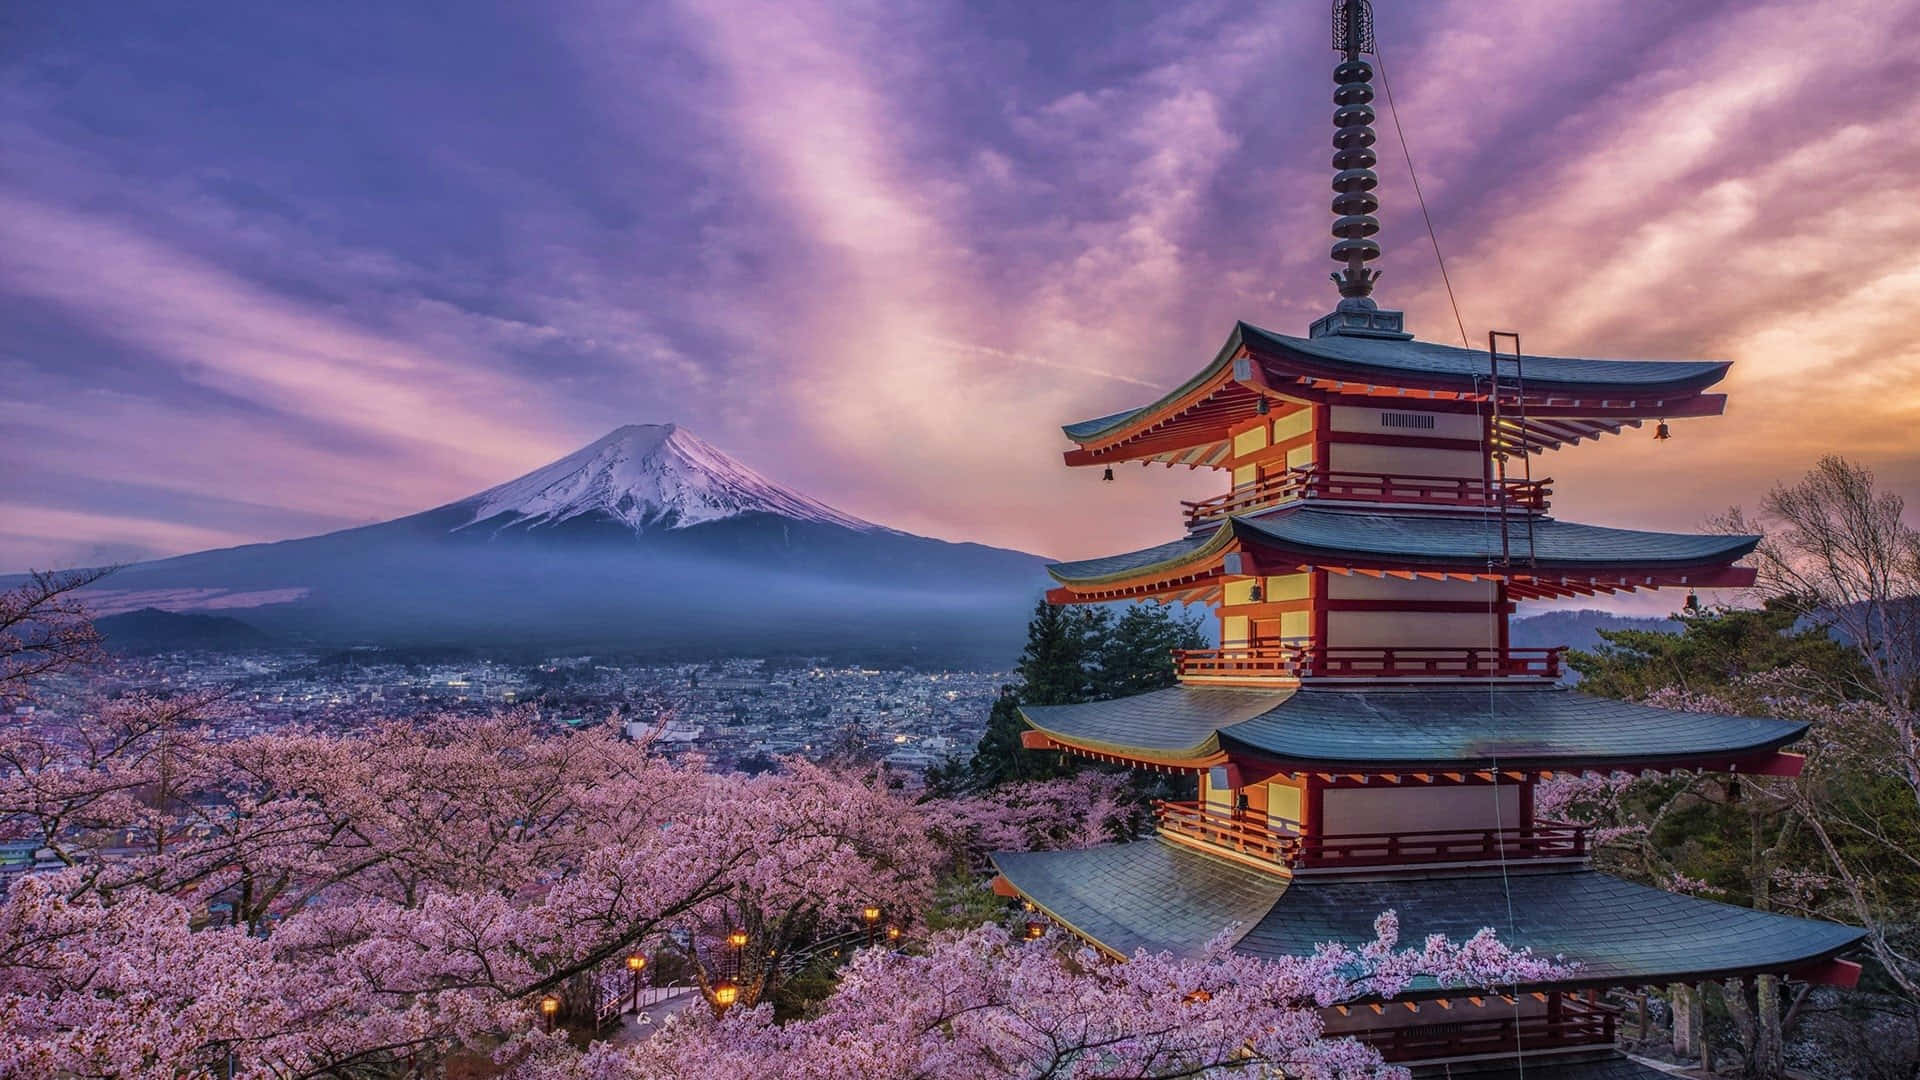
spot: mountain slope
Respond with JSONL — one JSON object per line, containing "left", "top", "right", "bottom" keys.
{"left": 33, "top": 425, "right": 1049, "bottom": 665}
{"left": 451, "top": 424, "right": 880, "bottom": 536}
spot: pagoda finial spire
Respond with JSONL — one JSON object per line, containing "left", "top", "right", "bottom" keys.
{"left": 1309, "top": 1, "right": 1408, "bottom": 339}
{"left": 1330, "top": 0, "right": 1380, "bottom": 302}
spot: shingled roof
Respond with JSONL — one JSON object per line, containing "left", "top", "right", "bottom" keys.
{"left": 1045, "top": 506, "right": 1758, "bottom": 587}
{"left": 1020, "top": 684, "right": 1806, "bottom": 770}
{"left": 1063, "top": 320, "right": 1732, "bottom": 446}
{"left": 990, "top": 842, "right": 1864, "bottom": 993}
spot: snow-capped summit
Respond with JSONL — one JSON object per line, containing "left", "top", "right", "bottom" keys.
{"left": 451, "top": 424, "right": 880, "bottom": 535}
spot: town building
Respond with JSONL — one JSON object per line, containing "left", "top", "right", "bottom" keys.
{"left": 989, "top": 3, "right": 1865, "bottom": 1075}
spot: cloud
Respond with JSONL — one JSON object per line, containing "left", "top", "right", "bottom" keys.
{"left": 1, "top": 0, "right": 1918, "bottom": 576}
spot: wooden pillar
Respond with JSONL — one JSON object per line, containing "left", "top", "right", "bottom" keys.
{"left": 1636, "top": 991, "right": 1649, "bottom": 1043}
{"left": 1670, "top": 982, "right": 1702, "bottom": 1059}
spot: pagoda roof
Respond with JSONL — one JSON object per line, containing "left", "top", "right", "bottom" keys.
{"left": 1052, "top": 507, "right": 1758, "bottom": 588}
{"left": 990, "top": 843, "right": 1864, "bottom": 992}
{"left": 1231, "top": 507, "right": 1758, "bottom": 572}
{"left": 1062, "top": 321, "right": 1732, "bottom": 464}
{"left": 1019, "top": 684, "right": 1806, "bottom": 771}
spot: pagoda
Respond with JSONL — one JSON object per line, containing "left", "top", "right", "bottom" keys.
{"left": 989, "top": 4, "right": 1865, "bottom": 1076}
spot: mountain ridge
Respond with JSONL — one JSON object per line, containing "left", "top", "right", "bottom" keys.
{"left": 447, "top": 424, "right": 884, "bottom": 538}
{"left": 19, "top": 424, "right": 1051, "bottom": 665}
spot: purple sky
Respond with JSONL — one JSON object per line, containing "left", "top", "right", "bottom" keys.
{"left": 4, "top": 0, "right": 1919, "bottom": 583}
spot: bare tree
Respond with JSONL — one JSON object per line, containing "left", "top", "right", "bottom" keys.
{"left": 1721, "top": 456, "right": 1920, "bottom": 1007}
{"left": 0, "top": 567, "right": 113, "bottom": 705}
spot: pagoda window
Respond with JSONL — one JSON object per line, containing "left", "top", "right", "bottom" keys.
{"left": 1223, "top": 574, "right": 1309, "bottom": 606}
{"left": 1270, "top": 407, "right": 1313, "bottom": 445}
{"left": 1266, "top": 781, "right": 1304, "bottom": 835}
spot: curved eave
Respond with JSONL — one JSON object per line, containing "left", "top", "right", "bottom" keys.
{"left": 1234, "top": 868, "right": 1866, "bottom": 996}
{"left": 991, "top": 847, "right": 1864, "bottom": 996}
{"left": 1018, "top": 697, "right": 1240, "bottom": 769}
{"left": 1059, "top": 321, "right": 1736, "bottom": 464}
{"left": 1215, "top": 687, "right": 1814, "bottom": 774}
{"left": 1045, "top": 527, "right": 1238, "bottom": 599}
{"left": 1215, "top": 725, "right": 1809, "bottom": 774}
{"left": 1060, "top": 329, "right": 1246, "bottom": 451}
{"left": 1239, "top": 321, "right": 1734, "bottom": 398}
{"left": 1229, "top": 511, "right": 1761, "bottom": 577}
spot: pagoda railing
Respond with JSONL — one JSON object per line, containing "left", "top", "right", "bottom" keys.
{"left": 1183, "top": 466, "right": 1551, "bottom": 526}
{"left": 1345, "top": 1001, "right": 1618, "bottom": 1061}
{"left": 1170, "top": 644, "right": 1314, "bottom": 680}
{"left": 1153, "top": 804, "right": 1588, "bottom": 870}
{"left": 1153, "top": 801, "right": 1300, "bottom": 864}
{"left": 1173, "top": 645, "right": 1563, "bottom": 682}
{"left": 1313, "top": 646, "right": 1563, "bottom": 679}
{"left": 1298, "top": 824, "right": 1588, "bottom": 869}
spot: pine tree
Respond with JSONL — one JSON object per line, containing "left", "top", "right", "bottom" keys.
{"left": 1093, "top": 604, "right": 1209, "bottom": 698}
{"left": 965, "top": 600, "right": 1208, "bottom": 788}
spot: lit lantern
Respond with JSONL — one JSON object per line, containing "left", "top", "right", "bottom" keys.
{"left": 727, "top": 929, "right": 749, "bottom": 949}
{"left": 861, "top": 906, "right": 882, "bottom": 925}
{"left": 885, "top": 925, "right": 902, "bottom": 942}
{"left": 1024, "top": 920, "right": 1046, "bottom": 940}
{"left": 626, "top": 954, "right": 647, "bottom": 972}
{"left": 713, "top": 980, "right": 740, "bottom": 1008}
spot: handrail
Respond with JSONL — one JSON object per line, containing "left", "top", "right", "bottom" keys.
{"left": 1299, "top": 824, "right": 1588, "bottom": 868}
{"left": 1173, "top": 645, "right": 1564, "bottom": 682}
{"left": 1153, "top": 804, "right": 1590, "bottom": 870}
{"left": 1345, "top": 1007, "right": 1617, "bottom": 1061}
{"left": 1183, "top": 466, "right": 1552, "bottom": 525}
{"left": 1153, "top": 800, "right": 1299, "bottom": 863}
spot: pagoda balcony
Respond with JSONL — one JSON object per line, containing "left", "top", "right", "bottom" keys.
{"left": 1297, "top": 824, "right": 1589, "bottom": 868}
{"left": 1172, "top": 645, "right": 1565, "bottom": 684}
{"left": 1345, "top": 998, "right": 1619, "bottom": 1062}
{"left": 1182, "top": 466, "right": 1550, "bottom": 528}
{"left": 1153, "top": 800, "right": 1302, "bottom": 864}
{"left": 1153, "top": 802, "right": 1589, "bottom": 871}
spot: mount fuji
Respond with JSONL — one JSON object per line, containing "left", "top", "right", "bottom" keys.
{"left": 48, "top": 426, "right": 1051, "bottom": 665}
{"left": 450, "top": 424, "right": 883, "bottom": 538}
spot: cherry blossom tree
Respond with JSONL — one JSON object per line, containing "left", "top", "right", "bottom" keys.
{"left": 0, "top": 573, "right": 1557, "bottom": 1079}
{"left": 0, "top": 566, "right": 109, "bottom": 704}
{"left": 533, "top": 915, "right": 1562, "bottom": 1080}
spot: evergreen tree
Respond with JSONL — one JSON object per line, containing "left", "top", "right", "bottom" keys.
{"left": 1093, "top": 604, "right": 1209, "bottom": 698}
{"left": 965, "top": 599, "right": 1206, "bottom": 788}
{"left": 1569, "top": 596, "right": 1869, "bottom": 706}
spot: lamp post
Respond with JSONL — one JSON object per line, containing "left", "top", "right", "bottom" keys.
{"left": 625, "top": 952, "right": 647, "bottom": 1014}
{"left": 713, "top": 978, "right": 740, "bottom": 1016}
{"left": 726, "top": 928, "right": 748, "bottom": 981}
{"left": 862, "top": 905, "right": 882, "bottom": 948}
{"left": 539, "top": 995, "right": 560, "bottom": 1033}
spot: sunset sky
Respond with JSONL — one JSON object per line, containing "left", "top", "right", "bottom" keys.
{"left": 4, "top": 0, "right": 1919, "bottom": 585}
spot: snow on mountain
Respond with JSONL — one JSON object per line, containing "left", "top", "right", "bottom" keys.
{"left": 450, "top": 424, "right": 882, "bottom": 536}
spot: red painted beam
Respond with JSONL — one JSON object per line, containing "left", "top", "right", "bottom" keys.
{"left": 1791, "top": 957, "right": 1862, "bottom": 989}
{"left": 1736, "top": 751, "right": 1806, "bottom": 777}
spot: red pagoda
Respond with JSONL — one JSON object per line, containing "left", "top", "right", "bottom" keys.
{"left": 990, "top": 4, "right": 1865, "bottom": 1076}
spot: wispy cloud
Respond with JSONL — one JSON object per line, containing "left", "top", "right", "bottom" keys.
{"left": 1, "top": 0, "right": 1917, "bottom": 576}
